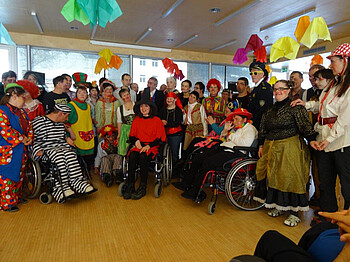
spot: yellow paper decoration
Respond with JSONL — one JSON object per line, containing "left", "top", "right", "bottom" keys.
{"left": 98, "top": 48, "right": 114, "bottom": 63}
{"left": 94, "top": 57, "right": 108, "bottom": 74}
{"left": 300, "top": 17, "right": 332, "bottom": 49}
{"left": 268, "top": 76, "right": 278, "bottom": 86}
{"left": 109, "top": 55, "right": 123, "bottom": 70}
{"left": 265, "top": 65, "right": 272, "bottom": 75}
{"left": 270, "top": 37, "right": 300, "bottom": 62}
{"left": 294, "top": 16, "right": 310, "bottom": 43}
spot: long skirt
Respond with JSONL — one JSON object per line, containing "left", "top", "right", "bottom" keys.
{"left": 118, "top": 124, "right": 131, "bottom": 156}
{"left": 254, "top": 135, "right": 310, "bottom": 212}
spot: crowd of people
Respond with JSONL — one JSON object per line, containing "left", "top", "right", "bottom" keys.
{"left": 0, "top": 43, "right": 349, "bottom": 260}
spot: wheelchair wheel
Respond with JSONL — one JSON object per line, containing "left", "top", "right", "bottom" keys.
{"left": 225, "top": 159, "right": 264, "bottom": 211}
{"left": 118, "top": 181, "right": 126, "bottom": 197}
{"left": 23, "top": 158, "right": 42, "bottom": 199}
{"left": 122, "top": 156, "right": 128, "bottom": 174}
{"left": 162, "top": 144, "right": 172, "bottom": 186}
{"left": 39, "top": 192, "right": 53, "bottom": 204}
{"left": 154, "top": 183, "right": 162, "bottom": 198}
{"left": 208, "top": 201, "right": 216, "bottom": 215}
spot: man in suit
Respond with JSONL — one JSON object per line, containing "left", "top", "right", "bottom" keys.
{"left": 143, "top": 77, "right": 165, "bottom": 111}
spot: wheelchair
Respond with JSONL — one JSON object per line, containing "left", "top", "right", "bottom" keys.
{"left": 118, "top": 143, "right": 172, "bottom": 198}
{"left": 22, "top": 149, "right": 95, "bottom": 204}
{"left": 184, "top": 140, "right": 264, "bottom": 214}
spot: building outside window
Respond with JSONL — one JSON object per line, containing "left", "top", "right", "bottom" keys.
{"left": 140, "top": 59, "right": 146, "bottom": 66}
{"left": 152, "top": 60, "right": 158, "bottom": 67}
{"left": 140, "top": 75, "right": 146, "bottom": 83}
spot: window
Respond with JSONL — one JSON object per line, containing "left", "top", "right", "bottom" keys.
{"left": 0, "top": 44, "right": 16, "bottom": 76}
{"left": 212, "top": 64, "right": 225, "bottom": 87}
{"left": 226, "top": 65, "right": 251, "bottom": 88}
{"left": 140, "top": 75, "right": 146, "bottom": 83}
{"left": 140, "top": 59, "right": 146, "bottom": 66}
{"left": 152, "top": 61, "right": 158, "bottom": 67}
{"left": 17, "top": 46, "right": 28, "bottom": 80}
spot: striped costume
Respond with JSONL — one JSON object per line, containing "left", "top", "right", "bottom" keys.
{"left": 32, "top": 116, "right": 91, "bottom": 202}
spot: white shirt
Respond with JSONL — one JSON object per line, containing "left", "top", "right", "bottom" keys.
{"left": 116, "top": 103, "right": 135, "bottom": 123}
{"left": 220, "top": 123, "right": 258, "bottom": 150}
{"left": 305, "top": 83, "right": 350, "bottom": 152}
{"left": 94, "top": 141, "right": 107, "bottom": 168}
{"left": 184, "top": 102, "right": 208, "bottom": 136}
{"left": 113, "top": 87, "right": 137, "bottom": 104}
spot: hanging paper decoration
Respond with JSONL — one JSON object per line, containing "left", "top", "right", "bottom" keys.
{"left": 270, "top": 37, "right": 300, "bottom": 62}
{"left": 300, "top": 17, "right": 331, "bottom": 48}
{"left": 294, "top": 16, "right": 310, "bottom": 43}
{"left": 268, "top": 76, "right": 278, "bottom": 86}
{"left": 94, "top": 48, "right": 123, "bottom": 74}
{"left": 0, "top": 23, "right": 15, "bottom": 46}
{"left": 245, "top": 34, "right": 263, "bottom": 52}
{"left": 265, "top": 65, "right": 272, "bottom": 75}
{"left": 61, "top": 0, "right": 123, "bottom": 28}
{"left": 253, "top": 46, "right": 267, "bottom": 63}
{"left": 310, "top": 54, "right": 324, "bottom": 66}
{"left": 162, "top": 58, "right": 185, "bottom": 80}
{"left": 232, "top": 48, "right": 248, "bottom": 65}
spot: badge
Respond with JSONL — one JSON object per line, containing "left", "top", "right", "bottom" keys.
{"left": 259, "top": 100, "right": 265, "bottom": 107}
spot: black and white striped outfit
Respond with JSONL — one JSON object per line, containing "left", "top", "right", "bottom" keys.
{"left": 32, "top": 116, "right": 90, "bottom": 202}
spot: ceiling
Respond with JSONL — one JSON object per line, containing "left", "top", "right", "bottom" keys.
{"left": 1, "top": 0, "right": 350, "bottom": 55}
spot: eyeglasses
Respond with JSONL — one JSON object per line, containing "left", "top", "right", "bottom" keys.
{"left": 249, "top": 71, "right": 264, "bottom": 75}
{"left": 273, "top": 87, "right": 290, "bottom": 92}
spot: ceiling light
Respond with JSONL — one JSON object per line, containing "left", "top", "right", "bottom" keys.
{"left": 135, "top": 27, "right": 152, "bottom": 44}
{"left": 260, "top": 7, "right": 316, "bottom": 32}
{"left": 162, "top": 0, "right": 184, "bottom": 18}
{"left": 167, "top": 38, "right": 174, "bottom": 42}
{"left": 90, "top": 25, "right": 97, "bottom": 39}
{"left": 90, "top": 40, "right": 172, "bottom": 52}
{"left": 328, "top": 19, "right": 350, "bottom": 30}
{"left": 210, "top": 39, "right": 237, "bottom": 52}
{"left": 215, "top": 0, "right": 262, "bottom": 26}
{"left": 175, "top": 34, "right": 198, "bottom": 48}
{"left": 31, "top": 11, "right": 43, "bottom": 34}
{"left": 70, "top": 26, "right": 79, "bottom": 30}
{"left": 210, "top": 8, "right": 221, "bottom": 13}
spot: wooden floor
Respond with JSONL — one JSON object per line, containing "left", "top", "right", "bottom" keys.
{"left": 0, "top": 175, "right": 316, "bottom": 262}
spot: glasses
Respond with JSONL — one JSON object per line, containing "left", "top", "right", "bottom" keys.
{"left": 249, "top": 71, "right": 264, "bottom": 75}
{"left": 273, "top": 87, "right": 290, "bottom": 92}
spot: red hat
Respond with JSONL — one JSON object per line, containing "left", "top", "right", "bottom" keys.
{"left": 16, "top": 80, "right": 39, "bottom": 99}
{"left": 72, "top": 72, "right": 88, "bottom": 84}
{"left": 206, "top": 78, "right": 221, "bottom": 92}
{"left": 99, "top": 125, "right": 117, "bottom": 137}
{"left": 225, "top": 108, "right": 252, "bottom": 122}
{"left": 166, "top": 92, "right": 183, "bottom": 110}
{"left": 327, "top": 43, "right": 350, "bottom": 59}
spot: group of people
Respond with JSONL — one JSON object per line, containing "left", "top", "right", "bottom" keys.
{"left": 0, "top": 44, "right": 349, "bottom": 260}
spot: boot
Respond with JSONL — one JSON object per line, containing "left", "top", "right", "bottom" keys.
{"left": 123, "top": 184, "right": 135, "bottom": 200}
{"left": 115, "top": 171, "right": 124, "bottom": 185}
{"left": 131, "top": 184, "right": 147, "bottom": 200}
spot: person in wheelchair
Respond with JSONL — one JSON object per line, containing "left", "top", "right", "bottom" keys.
{"left": 32, "top": 104, "right": 95, "bottom": 203}
{"left": 179, "top": 108, "right": 257, "bottom": 202}
{"left": 94, "top": 125, "right": 122, "bottom": 187}
{"left": 123, "top": 89, "right": 166, "bottom": 200}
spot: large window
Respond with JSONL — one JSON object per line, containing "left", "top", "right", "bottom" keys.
{"left": 226, "top": 65, "right": 251, "bottom": 87}
{"left": 0, "top": 44, "right": 16, "bottom": 76}
{"left": 17, "top": 46, "right": 28, "bottom": 80}
{"left": 212, "top": 64, "right": 225, "bottom": 87}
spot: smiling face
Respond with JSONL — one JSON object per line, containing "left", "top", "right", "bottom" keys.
{"left": 250, "top": 69, "right": 264, "bottom": 84}
{"left": 232, "top": 115, "right": 246, "bottom": 128}
{"left": 121, "top": 91, "right": 131, "bottom": 102}
{"left": 140, "top": 104, "right": 150, "bottom": 116}
{"left": 167, "top": 78, "right": 176, "bottom": 90}
{"left": 90, "top": 88, "right": 98, "bottom": 98}
{"left": 181, "top": 81, "right": 190, "bottom": 93}
{"left": 329, "top": 56, "right": 346, "bottom": 75}
{"left": 209, "top": 84, "right": 219, "bottom": 97}
{"left": 166, "top": 96, "right": 176, "bottom": 106}
{"left": 188, "top": 94, "right": 197, "bottom": 104}
{"left": 273, "top": 82, "right": 290, "bottom": 102}
{"left": 103, "top": 85, "right": 114, "bottom": 98}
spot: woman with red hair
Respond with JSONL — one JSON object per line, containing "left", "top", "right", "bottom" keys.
{"left": 202, "top": 78, "right": 226, "bottom": 130}
{"left": 18, "top": 80, "right": 44, "bottom": 121}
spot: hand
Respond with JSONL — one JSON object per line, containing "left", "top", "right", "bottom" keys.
{"left": 35, "top": 150, "right": 43, "bottom": 157}
{"left": 309, "top": 141, "right": 320, "bottom": 151}
{"left": 206, "top": 116, "right": 215, "bottom": 125}
{"left": 94, "top": 167, "right": 100, "bottom": 176}
{"left": 319, "top": 209, "right": 350, "bottom": 242}
{"left": 224, "top": 121, "right": 233, "bottom": 131}
{"left": 140, "top": 145, "right": 150, "bottom": 153}
{"left": 258, "top": 147, "right": 263, "bottom": 158}
{"left": 66, "top": 137, "right": 75, "bottom": 147}
{"left": 290, "top": 99, "right": 305, "bottom": 107}
{"left": 318, "top": 140, "right": 330, "bottom": 151}
{"left": 162, "top": 120, "right": 167, "bottom": 126}
{"left": 135, "top": 140, "right": 142, "bottom": 149}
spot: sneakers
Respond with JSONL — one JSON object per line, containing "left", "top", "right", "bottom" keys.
{"left": 63, "top": 189, "right": 75, "bottom": 198}
{"left": 85, "top": 185, "right": 94, "bottom": 193}
{"left": 268, "top": 209, "right": 283, "bottom": 217}
{"left": 123, "top": 184, "right": 135, "bottom": 200}
{"left": 102, "top": 173, "right": 113, "bottom": 187}
{"left": 4, "top": 206, "right": 19, "bottom": 212}
{"left": 284, "top": 214, "right": 301, "bottom": 227}
{"left": 131, "top": 184, "right": 147, "bottom": 200}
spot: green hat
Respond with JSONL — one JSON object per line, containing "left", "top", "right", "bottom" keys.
{"left": 4, "top": 83, "right": 24, "bottom": 93}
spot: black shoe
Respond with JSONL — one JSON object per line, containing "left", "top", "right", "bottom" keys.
{"left": 172, "top": 181, "right": 188, "bottom": 191}
{"left": 123, "top": 184, "right": 135, "bottom": 200}
{"left": 181, "top": 187, "right": 197, "bottom": 200}
{"left": 115, "top": 173, "right": 124, "bottom": 185}
{"left": 309, "top": 195, "right": 320, "bottom": 207}
{"left": 18, "top": 198, "right": 28, "bottom": 204}
{"left": 5, "top": 206, "right": 19, "bottom": 212}
{"left": 102, "top": 173, "right": 113, "bottom": 187}
{"left": 131, "top": 184, "right": 147, "bottom": 200}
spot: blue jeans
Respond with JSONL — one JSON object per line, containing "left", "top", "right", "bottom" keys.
{"left": 167, "top": 134, "right": 183, "bottom": 164}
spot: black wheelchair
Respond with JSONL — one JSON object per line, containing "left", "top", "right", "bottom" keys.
{"left": 182, "top": 140, "right": 264, "bottom": 214}
{"left": 22, "top": 149, "right": 95, "bottom": 204}
{"left": 117, "top": 143, "right": 172, "bottom": 198}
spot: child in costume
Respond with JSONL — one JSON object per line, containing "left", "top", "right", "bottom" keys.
{"left": 94, "top": 125, "right": 122, "bottom": 187}
{"left": 19, "top": 80, "right": 45, "bottom": 121}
